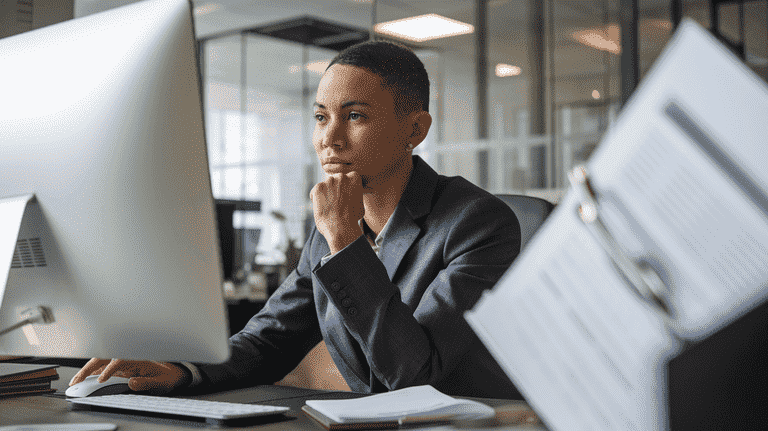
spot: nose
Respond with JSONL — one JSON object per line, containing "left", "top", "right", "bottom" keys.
{"left": 320, "top": 117, "right": 344, "bottom": 149}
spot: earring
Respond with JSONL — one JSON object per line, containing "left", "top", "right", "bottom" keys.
{"left": 406, "top": 143, "right": 413, "bottom": 151}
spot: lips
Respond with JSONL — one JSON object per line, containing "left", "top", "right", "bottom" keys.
{"left": 322, "top": 158, "right": 351, "bottom": 165}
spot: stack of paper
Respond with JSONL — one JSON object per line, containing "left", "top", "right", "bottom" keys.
{"left": 303, "top": 385, "right": 494, "bottom": 430}
{"left": 0, "top": 363, "right": 59, "bottom": 398}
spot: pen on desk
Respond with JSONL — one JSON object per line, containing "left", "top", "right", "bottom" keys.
{"left": 450, "top": 404, "right": 542, "bottom": 429}
{"left": 396, "top": 403, "right": 541, "bottom": 429}
{"left": 397, "top": 413, "right": 456, "bottom": 428}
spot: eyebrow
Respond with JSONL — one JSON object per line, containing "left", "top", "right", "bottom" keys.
{"left": 313, "top": 101, "right": 371, "bottom": 109}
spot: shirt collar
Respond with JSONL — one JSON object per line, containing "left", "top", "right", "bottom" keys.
{"left": 358, "top": 214, "right": 394, "bottom": 255}
{"left": 356, "top": 155, "right": 439, "bottom": 255}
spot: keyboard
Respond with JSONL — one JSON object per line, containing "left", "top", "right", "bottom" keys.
{"left": 67, "top": 394, "right": 290, "bottom": 423}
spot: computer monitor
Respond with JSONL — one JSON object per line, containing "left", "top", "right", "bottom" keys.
{"left": 0, "top": 0, "right": 230, "bottom": 363}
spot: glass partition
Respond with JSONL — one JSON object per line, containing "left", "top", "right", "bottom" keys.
{"left": 202, "top": 34, "right": 337, "bottom": 263}
{"left": 197, "top": 0, "right": 768, "bottom": 255}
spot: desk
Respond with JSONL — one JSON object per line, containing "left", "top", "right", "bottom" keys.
{"left": 0, "top": 367, "right": 538, "bottom": 430}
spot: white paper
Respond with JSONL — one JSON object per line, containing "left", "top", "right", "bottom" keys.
{"left": 304, "top": 385, "right": 494, "bottom": 423}
{"left": 468, "top": 202, "right": 680, "bottom": 431}
{"left": 587, "top": 22, "right": 768, "bottom": 340}
{"left": 467, "top": 20, "right": 768, "bottom": 431}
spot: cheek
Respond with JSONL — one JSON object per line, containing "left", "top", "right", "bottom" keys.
{"left": 312, "top": 128, "right": 323, "bottom": 154}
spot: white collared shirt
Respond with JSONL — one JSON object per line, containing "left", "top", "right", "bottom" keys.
{"left": 321, "top": 214, "right": 394, "bottom": 264}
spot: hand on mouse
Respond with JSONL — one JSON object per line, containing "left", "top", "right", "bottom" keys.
{"left": 70, "top": 358, "right": 191, "bottom": 394}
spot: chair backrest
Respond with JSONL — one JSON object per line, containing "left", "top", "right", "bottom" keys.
{"left": 495, "top": 194, "right": 555, "bottom": 250}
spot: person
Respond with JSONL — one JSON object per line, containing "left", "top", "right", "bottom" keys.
{"left": 71, "top": 40, "right": 523, "bottom": 399}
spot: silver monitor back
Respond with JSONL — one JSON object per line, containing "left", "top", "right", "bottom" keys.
{"left": 0, "top": 0, "right": 230, "bottom": 363}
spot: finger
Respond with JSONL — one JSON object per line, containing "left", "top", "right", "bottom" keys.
{"left": 128, "top": 376, "right": 169, "bottom": 393}
{"left": 345, "top": 171, "right": 361, "bottom": 183}
{"left": 313, "top": 182, "right": 328, "bottom": 205}
{"left": 127, "top": 365, "right": 182, "bottom": 395}
{"left": 70, "top": 358, "right": 109, "bottom": 386}
{"left": 98, "top": 359, "right": 126, "bottom": 383}
{"left": 345, "top": 171, "right": 364, "bottom": 190}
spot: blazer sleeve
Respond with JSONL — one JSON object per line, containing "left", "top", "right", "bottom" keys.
{"left": 312, "top": 193, "right": 520, "bottom": 391}
{"left": 193, "top": 229, "right": 324, "bottom": 391}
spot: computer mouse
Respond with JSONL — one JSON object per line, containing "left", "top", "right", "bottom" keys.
{"left": 65, "top": 374, "right": 132, "bottom": 398}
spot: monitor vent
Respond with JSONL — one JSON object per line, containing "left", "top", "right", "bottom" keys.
{"left": 11, "top": 238, "right": 47, "bottom": 269}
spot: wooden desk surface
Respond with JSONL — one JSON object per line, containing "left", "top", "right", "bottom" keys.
{"left": 0, "top": 367, "right": 535, "bottom": 430}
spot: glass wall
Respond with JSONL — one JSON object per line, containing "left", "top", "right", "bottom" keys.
{"left": 197, "top": 0, "right": 767, "bottom": 262}
{"left": 202, "top": 34, "right": 336, "bottom": 262}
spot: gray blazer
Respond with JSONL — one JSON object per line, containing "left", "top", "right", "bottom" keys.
{"left": 196, "top": 156, "right": 523, "bottom": 399}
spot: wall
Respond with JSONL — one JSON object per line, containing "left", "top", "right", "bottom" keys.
{"left": 1, "top": 0, "right": 73, "bottom": 39}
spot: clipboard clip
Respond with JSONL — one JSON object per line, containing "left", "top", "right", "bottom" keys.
{"left": 568, "top": 166, "right": 673, "bottom": 318}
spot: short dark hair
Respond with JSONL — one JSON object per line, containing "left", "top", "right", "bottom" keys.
{"left": 327, "top": 41, "right": 430, "bottom": 115}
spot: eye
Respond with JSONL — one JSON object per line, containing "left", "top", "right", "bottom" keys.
{"left": 348, "top": 112, "right": 364, "bottom": 121}
{"left": 314, "top": 113, "right": 326, "bottom": 122}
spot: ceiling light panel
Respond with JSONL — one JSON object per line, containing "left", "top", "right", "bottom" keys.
{"left": 496, "top": 63, "right": 522, "bottom": 77}
{"left": 571, "top": 24, "right": 620, "bottom": 54}
{"left": 194, "top": 3, "right": 219, "bottom": 16}
{"left": 374, "top": 14, "right": 474, "bottom": 42}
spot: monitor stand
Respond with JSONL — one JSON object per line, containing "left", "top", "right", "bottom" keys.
{"left": 0, "top": 194, "right": 55, "bottom": 338}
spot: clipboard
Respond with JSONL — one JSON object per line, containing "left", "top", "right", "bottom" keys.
{"left": 465, "top": 18, "right": 768, "bottom": 431}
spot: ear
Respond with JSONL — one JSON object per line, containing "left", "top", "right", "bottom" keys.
{"left": 406, "top": 111, "right": 432, "bottom": 150}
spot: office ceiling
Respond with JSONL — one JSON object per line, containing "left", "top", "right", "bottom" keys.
{"left": 193, "top": 0, "right": 681, "bottom": 49}
{"left": 193, "top": 0, "right": 765, "bottom": 102}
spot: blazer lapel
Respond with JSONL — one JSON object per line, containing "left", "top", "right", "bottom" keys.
{"left": 380, "top": 208, "right": 421, "bottom": 280}
{"left": 379, "top": 156, "right": 439, "bottom": 280}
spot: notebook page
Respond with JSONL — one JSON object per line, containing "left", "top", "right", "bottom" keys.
{"left": 304, "top": 385, "right": 494, "bottom": 423}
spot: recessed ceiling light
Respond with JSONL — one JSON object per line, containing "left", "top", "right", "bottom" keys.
{"left": 194, "top": 3, "right": 219, "bottom": 16}
{"left": 288, "top": 61, "right": 333, "bottom": 75}
{"left": 496, "top": 64, "right": 522, "bottom": 77}
{"left": 374, "top": 14, "right": 474, "bottom": 42}
{"left": 306, "top": 60, "right": 331, "bottom": 75}
{"left": 571, "top": 24, "right": 620, "bottom": 54}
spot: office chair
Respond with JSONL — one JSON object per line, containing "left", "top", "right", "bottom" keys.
{"left": 495, "top": 194, "right": 555, "bottom": 250}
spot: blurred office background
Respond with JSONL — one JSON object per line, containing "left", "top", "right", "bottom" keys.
{"left": 190, "top": 0, "right": 768, "bottom": 260}
{"left": 5, "top": 0, "right": 767, "bottom": 266}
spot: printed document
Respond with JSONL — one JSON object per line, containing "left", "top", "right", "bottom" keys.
{"left": 467, "top": 19, "right": 768, "bottom": 431}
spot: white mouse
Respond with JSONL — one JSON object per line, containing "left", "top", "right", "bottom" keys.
{"left": 65, "top": 374, "right": 132, "bottom": 398}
